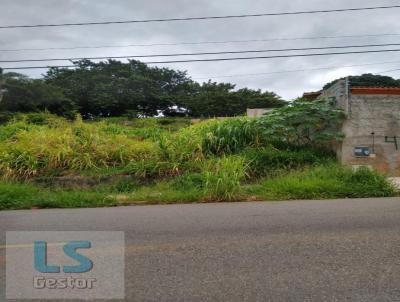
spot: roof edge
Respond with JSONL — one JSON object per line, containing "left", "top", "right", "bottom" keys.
{"left": 351, "top": 87, "right": 400, "bottom": 95}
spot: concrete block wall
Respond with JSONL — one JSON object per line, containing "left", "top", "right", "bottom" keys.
{"left": 339, "top": 94, "right": 400, "bottom": 176}
{"left": 246, "top": 108, "right": 273, "bottom": 118}
{"left": 317, "top": 80, "right": 400, "bottom": 175}
{"left": 319, "top": 79, "right": 349, "bottom": 114}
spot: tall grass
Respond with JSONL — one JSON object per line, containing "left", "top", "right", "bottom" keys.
{"left": 242, "top": 146, "right": 334, "bottom": 177}
{"left": 0, "top": 117, "right": 160, "bottom": 178}
{"left": 202, "top": 156, "right": 248, "bottom": 201}
{"left": 201, "top": 118, "right": 262, "bottom": 155}
{"left": 165, "top": 117, "right": 262, "bottom": 162}
{"left": 247, "top": 164, "right": 396, "bottom": 200}
{"left": 0, "top": 114, "right": 396, "bottom": 208}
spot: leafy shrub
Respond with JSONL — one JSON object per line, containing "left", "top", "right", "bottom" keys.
{"left": 23, "top": 112, "right": 68, "bottom": 125}
{"left": 256, "top": 99, "right": 345, "bottom": 146}
{"left": 168, "top": 100, "right": 344, "bottom": 161}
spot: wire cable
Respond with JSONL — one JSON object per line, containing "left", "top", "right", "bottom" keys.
{"left": 3, "top": 33, "right": 400, "bottom": 52}
{"left": 4, "top": 48, "right": 400, "bottom": 69}
{"left": 145, "top": 48, "right": 400, "bottom": 64}
{"left": 1, "top": 5, "right": 400, "bottom": 29}
{"left": 192, "top": 60, "right": 400, "bottom": 80}
{"left": 3, "top": 42, "right": 400, "bottom": 63}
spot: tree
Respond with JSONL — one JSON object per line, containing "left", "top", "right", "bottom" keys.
{"left": 235, "top": 88, "right": 285, "bottom": 109}
{"left": 2, "top": 59, "right": 286, "bottom": 118}
{"left": 45, "top": 60, "right": 192, "bottom": 118}
{"left": 0, "top": 74, "right": 76, "bottom": 118}
{"left": 182, "top": 81, "right": 285, "bottom": 117}
{"left": 323, "top": 73, "right": 400, "bottom": 90}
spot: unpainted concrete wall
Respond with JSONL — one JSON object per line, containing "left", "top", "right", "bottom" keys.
{"left": 246, "top": 108, "right": 273, "bottom": 118}
{"left": 339, "top": 94, "right": 400, "bottom": 176}
{"left": 318, "top": 80, "right": 400, "bottom": 175}
{"left": 320, "top": 79, "right": 349, "bottom": 114}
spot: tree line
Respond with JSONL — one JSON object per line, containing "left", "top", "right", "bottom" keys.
{"left": 0, "top": 60, "right": 285, "bottom": 119}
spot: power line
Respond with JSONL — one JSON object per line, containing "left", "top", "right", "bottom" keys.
{"left": 4, "top": 48, "right": 400, "bottom": 70}
{"left": 192, "top": 60, "right": 400, "bottom": 80}
{"left": 3, "top": 42, "right": 400, "bottom": 64}
{"left": 2, "top": 65, "right": 74, "bottom": 70}
{"left": 3, "top": 33, "right": 400, "bottom": 52}
{"left": 1, "top": 5, "right": 400, "bottom": 29}
{"left": 144, "top": 48, "right": 400, "bottom": 64}
{"left": 377, "top": 67, "right": 400, "bottom": 74}
{"left": 4, "top": 59, "right": 400, "bottom": 83}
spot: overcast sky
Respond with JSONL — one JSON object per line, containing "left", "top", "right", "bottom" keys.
{"left": 1, "top": 0, "right": 400, "bottom": 99}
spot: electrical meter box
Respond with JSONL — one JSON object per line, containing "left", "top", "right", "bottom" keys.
{"left": 354, "top": 146, "right": 370, "bottom": 157}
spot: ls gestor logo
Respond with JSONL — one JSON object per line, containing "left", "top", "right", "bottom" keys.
{"left": 6, "top": 231, "right": 124, "bottom": 299}
{"left": 33, "top": 241, "right": 96, "bottom": 290}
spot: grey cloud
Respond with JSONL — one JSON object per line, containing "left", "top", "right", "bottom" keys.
{"left": 1, "top": 0, "right": 400, "bottom": 99}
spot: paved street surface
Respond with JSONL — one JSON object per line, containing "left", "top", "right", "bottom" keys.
{"left": 2, "top": 198, "right": 400, "bottom": 301}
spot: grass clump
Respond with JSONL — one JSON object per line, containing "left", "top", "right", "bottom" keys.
{"left": 201, "top": 118, "right": 261, "bottom": 155}
{"left": 170, "top": 173, "right": 205, "bottom": 191}
{"left": 165, "top": 117, "right": 261, "bottom": 162}
{"left": 242, "top": 146, "right": 334, "bottom": 177}
{"left": 123, "top": 156, "right": 248, "bottom": 203}
{"left": 121, "top": 181, "right": 203, "bottom": 204}
{"left": 0, "top": 182, "right": 116, "bottom": 210}
{"left": 247, "top": 164, "right": 396, "bottom": 200}
{"left": 202, "top": 156, "right": 247, "bottom": 201}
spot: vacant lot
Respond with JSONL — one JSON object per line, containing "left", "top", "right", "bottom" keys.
{"left": 0, "top": 109, "right": 396, "bottom": 210}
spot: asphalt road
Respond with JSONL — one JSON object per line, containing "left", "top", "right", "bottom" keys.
{"left": 2, "top": 198, "right": 400, "bottom": 301}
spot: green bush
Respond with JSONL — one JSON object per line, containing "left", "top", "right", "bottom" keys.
{"left": 23, "top": 112, "right": 68, "bottom": 125}
{"left": 256, "top": 99, "right": 345, "bottom": 146}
